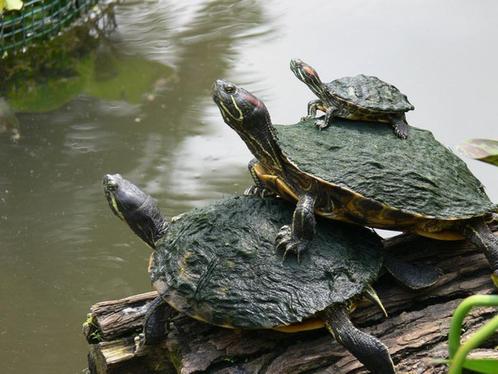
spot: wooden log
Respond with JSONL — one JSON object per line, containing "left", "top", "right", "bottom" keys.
{"left": 85, "top": 227, "right": 498, "bottom": 373}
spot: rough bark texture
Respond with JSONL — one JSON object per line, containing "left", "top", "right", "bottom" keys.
{"left": 84, "top": 226, "right": 498, "bottom": 373}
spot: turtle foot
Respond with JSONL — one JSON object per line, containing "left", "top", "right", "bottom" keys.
{"left": 275, "top": 225, "right": 308, "bottom": 262}
{"left": 313, "top": 119, "right": 330, "bottom": 130}
{"left": 244, "top": 185, "right": 277, "bottom": 198}
{"left": 393, "top": 121, "right": 409, "bottom": 139}
{"left": 133, "top": 333, "right": 146, "bottom": 353}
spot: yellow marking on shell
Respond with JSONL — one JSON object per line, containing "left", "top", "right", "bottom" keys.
{"left": 178, "top": 251, "right": 194, "bottom": 276}
{"left": 190, "top": 314, "right": 210, "bottom": 324}
{"left": 252, "top": 159, "right": 471, "bottom": 234}
{"left": 148, "top": 255, "right": 154, "bottom": 273}
{"left": 414, "top": 229, "right": 464, "bottom": 241}
{"left": 273, "top": 318, "right": 325, "bottom": 333}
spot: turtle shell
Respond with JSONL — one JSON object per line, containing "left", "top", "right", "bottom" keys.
{"left": 275, "top": 119, "right": 496, "bottom": 219}
{"left": 327, "top": 74, "right": 414, "bottom": 113}
{"left": 149, "top": 195, "right": 382, "bottom": 329}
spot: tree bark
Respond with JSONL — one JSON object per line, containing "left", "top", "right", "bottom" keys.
{"left": 84, "top": 226, "right": 498, "bottom": 373}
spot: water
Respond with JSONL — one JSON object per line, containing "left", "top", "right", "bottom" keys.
{"left": 0, "top": 1, "right": 497, "bottom": 372}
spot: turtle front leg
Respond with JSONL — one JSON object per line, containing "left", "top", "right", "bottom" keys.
{"left": 244, "top": 158, "right": 276, "bottom": 198}
{"left": 317, "top": 106, "right": 338, "bottom": 130}
{"left": 463, "top": 218, "right": 498, "bottom": 288}
{"left": 135, "top": 296, "right": 175, "bottom": 352}
{"left": 323, "top": 305, "right": 396, "bottom": 374}
{"left": 303, "top": 99, "right": 322, "bottom": 121}
{"left": 389, "top": 113, "right": 409, "bottom": 139}
{"left": 275, "top": 193, "right": 316, "bottom": 261}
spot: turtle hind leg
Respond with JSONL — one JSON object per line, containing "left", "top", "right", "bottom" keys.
{"left": 463, "top": 218, "right": 498, "bottom": 287}
{"left": 323, "top": 305, "right": 396, "bottom": 374}
{"left": 383, "top": 254, "right": 441, "bottom": 290}
{"left": 135, "top": 296, "right": 175, "bottom": 351}
{"left": 389, "top": 114, "right": 409, "bottom": 139}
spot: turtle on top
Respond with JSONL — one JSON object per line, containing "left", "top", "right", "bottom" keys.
{"left": 103, "top": 174, "right": 439, "bottom": 374}
{"left": 290, "top": 59, "right": 414, "bottom": 139}
{"left": 212, "top": 79, "right": 498, "bottom": 286}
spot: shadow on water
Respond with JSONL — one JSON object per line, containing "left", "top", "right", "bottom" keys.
{"left": 0, "top": 1, "right": 274, "bottom": 372}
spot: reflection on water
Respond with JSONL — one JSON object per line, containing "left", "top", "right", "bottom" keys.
{"left": 0, "top": 1, "right": 497, "bottom": 373}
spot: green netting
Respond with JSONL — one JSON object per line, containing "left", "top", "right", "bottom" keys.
{"left": 0, "top": 0, "right": 99, "bottom": 53}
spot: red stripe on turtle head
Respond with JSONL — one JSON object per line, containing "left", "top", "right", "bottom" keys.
{"left": 303, "top": 65, "right": 318, "bottom": 78}
{"left": 241, "top": 90, "right": 263, "bottom": 109}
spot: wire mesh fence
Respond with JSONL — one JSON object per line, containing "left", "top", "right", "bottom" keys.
{"left": 0, "top": 0, "right": 101, "bottom": 53}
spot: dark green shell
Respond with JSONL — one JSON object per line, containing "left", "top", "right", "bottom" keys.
{"left": 327, "top": 74, "right": 414, "bottom": 112}
{"left": 275, "top": 119, "right": 495, "bottom": 219}
{"left": 150, "top": 195, "right": 382, "bottom": 329}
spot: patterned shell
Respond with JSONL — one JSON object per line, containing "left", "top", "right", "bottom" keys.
{"left": 275, "top": 119, "right": 496, "bottom": 219}
{"left": 327, "top": 74, "right": 414, "bottom": 112}
{"left": 149, "top": 196, "right": 383, "bottom": 329}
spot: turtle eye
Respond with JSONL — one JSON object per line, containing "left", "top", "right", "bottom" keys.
{"left": 224, "top": 83, "right": 236, "bottom": 94}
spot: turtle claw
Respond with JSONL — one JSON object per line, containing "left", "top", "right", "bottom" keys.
{"left": 313, "top": 119, "right": 330, "bottom": 130}
{"left": 244, "top": 185, "right": 276, "bottom": 198}
{"left": 133, "top": 333, "right": 146, "bottom": 353}
{"left": 392, "top": 120, "right": 409, "bottom": 139}
{"left": 275, "top": 225, "right": 308, "bottom": 262}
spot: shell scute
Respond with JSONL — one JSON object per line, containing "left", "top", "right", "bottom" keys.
{"left": 150, "top": 196, "right": 383, "bottom": 329}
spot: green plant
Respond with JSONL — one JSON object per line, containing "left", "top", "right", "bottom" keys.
{"left": 0, "top": 0, "right": 23, "bottom": 13}
{"left": 442, "top": 294, "right": 498, "bottom": 374}
{"left": 457, "top": 139, "right": 498, "bottom": 167}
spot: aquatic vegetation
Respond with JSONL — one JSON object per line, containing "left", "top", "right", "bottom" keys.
{"left": 436, "top": 295, "right": 498, "bottom": 373}
{"left": 457, "top": 139, "right": 498, "bottom": 167}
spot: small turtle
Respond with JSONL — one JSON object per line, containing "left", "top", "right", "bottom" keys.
{"left": 290, "top": 59, "right": 414, "bottom": 139}
{"left": 212, "top": 80, "right": 498, "bottom": 286}
{"left": 103, "top": 174, "right": 436, "bottom": 373}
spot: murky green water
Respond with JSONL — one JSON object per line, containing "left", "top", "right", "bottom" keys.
{"left": 1, "top": 1, "right": 497, "bottom": 372}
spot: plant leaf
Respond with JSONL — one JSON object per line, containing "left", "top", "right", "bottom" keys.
{"left": 5, "top": 0, "right": 23, "bottom": 10}
{"left": 456, "top": 139, "right": 498, "bottom": 167}
{"left": 438, "top": 358, "right": 498, "bottom": 374}
{"left": 462, "top": 358, "right": 498, "bottom": 374}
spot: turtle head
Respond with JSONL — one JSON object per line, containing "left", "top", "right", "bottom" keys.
{"left": 103, "top": 174, "right": 168, "bottom": 249}
{"left": 212, "top": 80, "right": 284, "bottom": 169}
{"left": 212, "top": 79, "right": 270, "bottom": 131}
{"left": 290, "top": 59, "right": 324, "bottom": 96}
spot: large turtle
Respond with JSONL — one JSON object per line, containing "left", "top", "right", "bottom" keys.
{"left": 289, "top": 59, "right": 414, "bottom": 139}
{"left": 103, "top": 174, "right": 436, "bottom": 373}
{"left": 212, "top": 80, "right": 498, "bottom": 285}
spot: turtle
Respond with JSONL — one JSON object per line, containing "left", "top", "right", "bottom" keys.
{"left": 289, "top": 59, "right": 414, "bottom": 139}
{"left": 212, "top": 79, "right": 498, "bottom": 286}
{"left": 103, "top": 174, "right": 437, "bottom": 373}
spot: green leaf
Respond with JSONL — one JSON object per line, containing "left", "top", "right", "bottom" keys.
{"left": 456, "top": 139, "right": 498, "bottom": 167}
{"left": 438, "top": 358, "right": 498, "bottom": 374}
{"left": 1, "top": 0, "right": 23, "bottom": 13}
{"left": 463, "top": 359, "right": 498, "bottom": 374}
